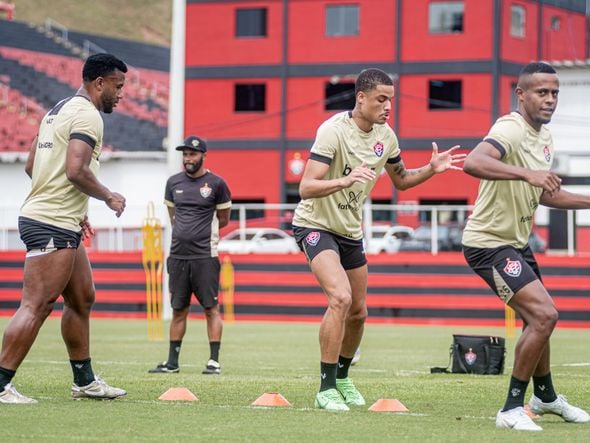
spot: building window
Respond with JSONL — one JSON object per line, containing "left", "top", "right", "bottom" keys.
{"left": 428, "top": 2, "right": 464, "bottom": 34}
{"left": 326, "top": 5, "right": 359, "bottom": 37}
{"left": 234, "top": 84, "right": 266, "bottom": 112}
{"left": 236, "top": 8, "right": 267, "bottom": 37}
{"left": 325, "top": 82, "right": 355, "bottom": 110}
{"left": 550, "top": 16, "right": 560, "bottom": 31}
{"left": 510, "top": 5, "right": 525, "bottom": 37}
{"left": 428, "top": 80, "right": 462, "bottom": 110}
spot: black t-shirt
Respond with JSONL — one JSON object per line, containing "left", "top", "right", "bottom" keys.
{"left": 164, "top": 171, "right": 231, "bottom": 259}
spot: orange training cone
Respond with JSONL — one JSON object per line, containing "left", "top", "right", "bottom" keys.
{"left": 251, "top": 392, "right": 292, "bottom": 407}
{"left": 369, "top": 398, "right": 409, "bottom": 412}
{"left": 158, "top": 387, "right": 199, "bottom": 401}
{"left": 524, "top": 404, "right": 540, "bottom": 419}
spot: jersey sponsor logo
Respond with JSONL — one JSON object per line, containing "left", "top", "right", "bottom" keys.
{"left": 337, "top": 190, "right": 362, "bottom": 212}
{"left": 305, "top": 231, "right": 321, "bottom": 246}
{"left": 342, "top": 163, "right": 352, "bottom": 176}
{"left": 175, "top": 189, "right": 184, "bottom": 194}
{"left": 464, "top": 348, "right": 477, "bottom": 366}
{"left": 503, "top": 258, "right": 522, "bottom": 277}
{"left": 373, "top": 142, "right": 384, "bottom": 157}
{"left": 38, "top": 141, "right": 53, "bottom": 149}
{"left": 200, "top": 183, "right": 212, "bottom": 198}
{"left": 543, "top": 146, "right": 551, "bottom": 162}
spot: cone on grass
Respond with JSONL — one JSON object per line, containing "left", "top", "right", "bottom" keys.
{"left": 158, "top": 387, "right": 199, "bottom": 401}
{"left": 251, "top": 392, "right": 292, "bottom": 407}
{"left": 369, "top": 398, "right": 408, "bottom": 412}
{"left": 524, "top": 404, "right": 541, "bottom": 419}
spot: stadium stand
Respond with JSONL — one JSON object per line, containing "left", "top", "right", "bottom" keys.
{"left": 0, "top": 18, "right": 169, "bottom": 152}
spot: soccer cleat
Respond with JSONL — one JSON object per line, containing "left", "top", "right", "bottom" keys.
{"left": 202, "top": 359, "right": 221, "bottom": 375}
{"left": 336, "top": 377, "right": 366, "bottom": 406}
{"left": 351, "top": 347, "right": 361, "bottom": 366}
{"left": 71, "top": 376, "right": 127, "bottom": 400}
{"left": 148, "top": 361, "right": 180, "bottom": 374}
{"left": 528, "top": 394, "right": 590, "bottom": 423}
{"left": 496, "top": 407, "right": 543, "bottom": 431}
{"left": 314, "top": 388, "right": 349, "bottom": 411}
{"left": 0, "top": 383, "right": 38, "bottom": 404}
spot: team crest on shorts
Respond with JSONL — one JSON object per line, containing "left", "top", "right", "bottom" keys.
{"left": 543, "top": 146, "right": 551, "bottom": 163}
{"left": 465, "top": 348, "right": 477, "bottom": 366}
{"left": 373, "top": 142, "right": 384, "bottom": 158}
{"left": 200, "top": 183, "right": 212, "bottom": 198}
{"left": 305, "top": 231, "right": 321, "bottom": 246}
{"left": 503, "top": 258, "right": 522, "bottom": 277}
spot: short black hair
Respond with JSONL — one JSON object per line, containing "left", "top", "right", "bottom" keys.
{"left": 519, "top": 62, "right": 556, "bottom": 77}
{"left": 355, "top": 68, "right": 393, "bottom": 96}
{"left": 82, "top": 53, "right": 128, "bottom": 82}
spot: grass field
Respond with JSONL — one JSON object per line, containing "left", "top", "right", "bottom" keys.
{"left": 1, "top": 318, "right": 589, "bottom": 442}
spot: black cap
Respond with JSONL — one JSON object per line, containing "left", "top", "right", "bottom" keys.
{"left": 175, "top": 135, "right": 207, "bottom": 152}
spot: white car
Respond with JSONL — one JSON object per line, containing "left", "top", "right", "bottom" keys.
{"left": 218, "top": 228, "right": 299, "bottom": 254}
{"left": 364, "top": 225, "right": 415, "bottom": 254}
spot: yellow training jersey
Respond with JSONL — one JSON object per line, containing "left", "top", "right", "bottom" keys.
{"left": 463, "top": 112, "right": 554, "bottom": 249}
{"left": 293, "top": 111, "right": 401, "bottom": 240}
{"left": 20, "top": 96, "right": 103, "bottom": 232}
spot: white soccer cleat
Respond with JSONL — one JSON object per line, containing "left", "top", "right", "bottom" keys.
{"left": 0, "top": 383, "right": 38, "bottom": 404}
{"left": 496, "top": 407, "right": 543, "bottom": 431}
{"left": 202, "top": 359, "right": 221, "bottom": 375}
{"left": 351, "top": 347, "right": 361, "bottom": 366}
{"left": 71, "top": 376, "right": 127, "bottom": 399}
{"left": 529, "top": 394, "right": 590, "bottom": 423}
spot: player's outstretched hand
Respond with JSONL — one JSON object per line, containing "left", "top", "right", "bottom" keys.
{"left": 343, "top": 161, "right": 377, "bottom": 187}
{"left": 106, "top": 192, "right": 126, "bottom": 217}
{"left": 527, "top": 170, "right": 562, "bottom": 196}
{"left": 430, "top": 142, "right": 467, "bottom": 173}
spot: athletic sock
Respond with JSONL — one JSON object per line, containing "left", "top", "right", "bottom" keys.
{"left": 70, "top": 358, "right": 95, "bottom": 387}
{"left": 502, "top": 376, "right": 529, "bottom": 411}
{"left": 0, "top": 366, "right": 16, "bottom": 389}
{"left": 336, "top": 355, "right": 353, "bottom": 379}
{"left": 533, "top": 372, "right": 558, "bottom": 403}
{"left": 167, "top": 340, "right": 182, "bottom": 367}
{"left": 209, "top": 341, "right": 220, "bottom": 362}
{"left": 319, "top": 362, "right": 337, "bottom": 392}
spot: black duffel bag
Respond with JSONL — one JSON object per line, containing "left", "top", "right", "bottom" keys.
{"left": 431, "top": 334, "right": 506, "bottom": 375}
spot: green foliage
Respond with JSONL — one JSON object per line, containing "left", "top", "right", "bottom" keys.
{"left": 1, "top": 318, "right": 590, "bottom": 442}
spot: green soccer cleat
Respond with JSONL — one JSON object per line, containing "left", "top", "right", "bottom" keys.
{"left": 314, "top": 388, "right": 349, "bottom": 411}
{"left": 336, "top": 377, "right": 366, "bottom": 406}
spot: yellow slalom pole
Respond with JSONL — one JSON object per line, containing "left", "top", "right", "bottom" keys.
{"left": 505, "top": 305, "right": 515, "bottom": 339}
{"left": 142, "top": 201, "right": 164, "bottom": 341}
{"left": 220, "top": 256, "right": 235, "bottom": 323}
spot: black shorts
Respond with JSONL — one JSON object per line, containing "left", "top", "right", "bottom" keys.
{"left": 293, "top": 226, "right": 367, "bottom": 270}
{"left": 463, "top": 245, "right": 542, "bottom": 304}
{"left": 167, "top": 257, "right": 220, "bottom": 309}
{"left": 18, "top": 216, "right": 81, "bottom": 256}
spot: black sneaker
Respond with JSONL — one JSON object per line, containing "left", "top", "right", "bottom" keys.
{"left": 202, "top": 359, "right": 221, "bottom": 375}
{"left": 148, "top": 361, "right": 179, "bottom": 373}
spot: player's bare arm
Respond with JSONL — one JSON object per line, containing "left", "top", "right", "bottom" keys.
{"left": 79, "top": 215, "right": 95, "bottom": 240}
{"left": 464, "top": 141, "right": 561, "bottom": 194}
{"left": 540, "top": 188, "right": 590, "bottom": 209}
{"left": 24, "top": 136, "right": 38, "bottom": 178}
{"left": 216, "top": 207, "right": 230, "bottom": 228}
{"left": 167, "top": 206, "right": 175, "bottom": 226}
{"left": 299, "top": 159, "right": 376, "bottom": 199}
{"left": 65, "top": 138, "right": 126, "bottom": 217}
{"left": 386, "top": 142, "right": 464, "bottom": 190}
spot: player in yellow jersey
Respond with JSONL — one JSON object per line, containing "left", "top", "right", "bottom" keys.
{"left": 292, "top": 68, "right": 465, "bottom": 411}
{"left": 0, "top": 53, "right": 128, "bottom": 404}
{"left": 463, "top": 62, "right": 590, "bottom": 430}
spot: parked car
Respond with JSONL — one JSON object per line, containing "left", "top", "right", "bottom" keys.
{"left": 398, "top": 223, "right": 464, "bottom": 252}
{"left": 364, "top": 225, "right": 414, "bottom": 254}
{"left": 218, "top": 228, "right": 299, "bottom": 254}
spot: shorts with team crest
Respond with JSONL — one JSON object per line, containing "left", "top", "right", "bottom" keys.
{"left": 293, "top": 226, "right": 366, "bottom": 270}
{"left": 463, "top": 244, "right": 542, "bottom": 304}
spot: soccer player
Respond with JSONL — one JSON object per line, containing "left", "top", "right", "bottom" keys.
{"left": 462, "top": 62, "right": 590, "bottom": 431}
{"left": 0, "top": 53, "right": 128, "bottom": 403}
{"left": 149, "top": 135, "right": 231, "bottom": 375}
{"left": 292, "top": 68, "right": 465, "bottom": 411}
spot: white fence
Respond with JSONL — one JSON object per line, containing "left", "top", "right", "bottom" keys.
{"left": 0, "top": 202, "right": 580, "bottom": 255}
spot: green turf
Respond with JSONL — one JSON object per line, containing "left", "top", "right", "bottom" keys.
{"left": 1, "top": 318, "right": 589, "bottom": 442}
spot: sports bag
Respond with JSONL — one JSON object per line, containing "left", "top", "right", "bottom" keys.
{"left": 431, "top": 334, "right": 506, "bottom": 375}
